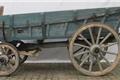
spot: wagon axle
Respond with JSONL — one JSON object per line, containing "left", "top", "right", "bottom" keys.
{"left": 90, "top": 45, "right": 101, "bottom": 55}
{"left": 0, "top": 55, "right": 9, "bottom": 64}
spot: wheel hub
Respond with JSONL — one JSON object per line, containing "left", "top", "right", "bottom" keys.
{"left": 90, "top": 45, "right": 101, "bottom": 55}
{"left": 0, "top": 55, "right": 9, "bottom": 64}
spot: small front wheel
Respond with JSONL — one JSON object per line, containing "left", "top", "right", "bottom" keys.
{"left": 0, "top": 43, "right": 19, "bottom": 76}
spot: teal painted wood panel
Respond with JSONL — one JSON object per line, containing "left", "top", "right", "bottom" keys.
{"left": 0, "top": 16, "right": 12, "bottom": 41}
{"left": 31, "top": 27, "right": 42, "bottom": 39}
{"left": 13, "top": 27, "right": 30, "bottom": 39}
{"left": 12, "top": 26, "right": 43, "bottom": 40}
{"left": 45, "top": 11, "right": 74, "bottom": 24}
{"left": 12, "top": 13, "right": 43, "bottom": 40}
{"left": 65, "top": 20, "right": 84, "bottom": 38}
{"left": 76, "top": 8, "right": 106, "bottom": 20}
{"left": 13, "top": 13, "right": 42, "bottom": 27}
{"left": 0, "top": 15, "right": 11, "bottom": 27}
{"left": 46, "top": 23, "right": 67, "bottom": 38}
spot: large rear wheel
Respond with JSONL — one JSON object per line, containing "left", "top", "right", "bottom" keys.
{"left": 69, "top": 22, "right": 120, "bottom": 76}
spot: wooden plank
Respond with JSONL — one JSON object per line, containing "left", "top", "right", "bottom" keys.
{"left": 0, "top": 6, "right": 3, "bottom": 16}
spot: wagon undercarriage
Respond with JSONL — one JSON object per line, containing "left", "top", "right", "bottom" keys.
{"left": 0, "top": 7, "right": 120, "bottom": 76}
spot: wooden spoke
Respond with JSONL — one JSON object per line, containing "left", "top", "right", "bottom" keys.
{"left": 89, "top": 60, "right": 93, "bottom": 71}
{"left": 9, "top": 57, "right": 16, "bottom": 65}
{"left": 96, "top": 28, "right": 102, "bottom": 44}
{"left": 74, "top": 43, "right": 90, "bottom": 49}
{"left": 89, "top": 55, "right": 93, "bottom": 71}
{"left": 96, "top": 57, "right": 103, "bottom": 71}
{"left": 80, "top": 54, "right": 90, "bottom": 67}
{"left": 100, "top": 33, "right": 112, "bottom": 45}
{"left": 0, "top": 46, "right": 10, "bottom": 55}
{"left": 74, "top": 51, "right": 89, "bottom": 57}
{"left": 0, "top": 47, "right": 5, "bottom": 54}
{"left": 79, "top": 34, "right": 92, "bottom": 46}
{"left": 100, "top": 53, "right": 111, "bottom": 65}
{"left": 102, "top": 42, "right": 118, "bottom": 48}
{"left": 73, "top": 47, "right": 84, "bottom": 54}
{"left": 88, "top": 27, "right": 95, "bottom": 44}
{"left": 5, "top": 48, "right": 10, "bottom": 55}
{"left": 8, "top": 53, "right": 15, "bottom": 58}
{"left": 102, "top": 50, "right": 117, "bottom": 55}
{"left": 6, "top": 63, "right": 14, "bottom": 72}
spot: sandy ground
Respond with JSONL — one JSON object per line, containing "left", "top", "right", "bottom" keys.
{"left": 26, "top": 44, "right": 117, "bottom": 63}
{"left": 26, "top": 47, "right": 70, "bottom": 63}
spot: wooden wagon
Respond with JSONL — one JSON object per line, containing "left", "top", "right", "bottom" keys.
{"left": 0, "top": 7, "right": 120, "bottom": 76}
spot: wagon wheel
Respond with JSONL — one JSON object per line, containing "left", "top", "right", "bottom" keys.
{"left": 0, "top": 43, "right": 19, "bottom": 76}
{"left": 69, "top": 22, "right": 120, "bottom": 76}
{"left": 10, "top": 40, "right": 28, "bottom": 64}
{"left": 71, "top": 37, "right": 107, "bottom": 64}
{"left": 77, "top": 46, "right": 108, "bottom": 64}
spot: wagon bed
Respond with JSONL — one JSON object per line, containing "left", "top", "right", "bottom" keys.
{"left": 0, "top": 7, "right": 120, "bottom": 41}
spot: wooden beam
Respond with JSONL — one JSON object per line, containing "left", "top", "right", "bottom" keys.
{"left": 0, "top": 6, "right": 4, "bottom": 16}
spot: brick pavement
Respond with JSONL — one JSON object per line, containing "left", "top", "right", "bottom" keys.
{"left": 0, "top": 63, "right": 120, "bottom": 80}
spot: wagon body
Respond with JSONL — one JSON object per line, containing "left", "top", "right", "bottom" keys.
{"left": 0, "top": 7, "right": 120, "bottom": 41}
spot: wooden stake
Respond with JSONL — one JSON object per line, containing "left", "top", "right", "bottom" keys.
{"left": 0, "top": 6, "right": 4, "bottom": 16}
